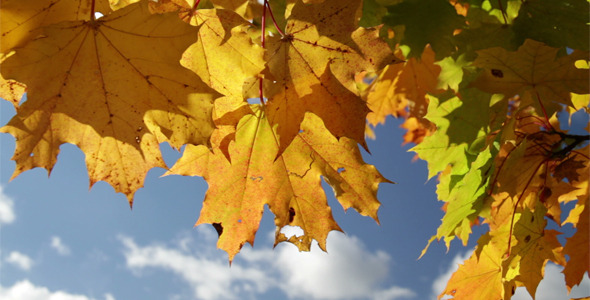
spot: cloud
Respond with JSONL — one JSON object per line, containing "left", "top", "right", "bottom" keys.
{"left": 104, "top": 293, "right": 116, "bottom": 300}
{"left": 433, "top": 252, "right": 590, "bottom": 300}
{"left": 51, "top": 236, "right": 71, "bottom": 256}
{"left": 5, "top": 251, "right": 33, "bottom": 271}
{"left": 119, "top": 235, "right": 273, "bottom": 300}
{"left": 119, "top": 228, "right": 415, "bottom": 300}
{"left": 0, "top": 185, "right": 16, "bottom": 224}
{"left": 273, "top": 228, "right": 415, "bottom": 300}
{"left": 0, "top": 280, "right": 115, "bottom": 300}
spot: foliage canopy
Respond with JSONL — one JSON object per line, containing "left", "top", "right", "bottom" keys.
{"left": 1, "top": 0, "right": 588, "bottom": 298}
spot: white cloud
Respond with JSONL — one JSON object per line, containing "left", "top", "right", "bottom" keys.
{"left": 433, "top": 253, "right": 590, "bottom": 300}
{"left": 104, "top": 293, "right": 116, "bottom": 300}
{"left": 0, "top": 280, "right": 115, "bottom": 300}
{"left": 273, "top": 231, "right": 415, "bottom": 300}
{"left": 0, "top": 185, "right": 16, "bottom": 224}
{"left": 119, "top": 235, "right": 272, "bottom": 300}
{"left": 6, "top": 251, "right": 33, "bottom": 271}
{"left": 51, "top": 236, "right": 71, "bottom": 256}
{"left": 119, "top": 230, "right": 415, "bottom": 300}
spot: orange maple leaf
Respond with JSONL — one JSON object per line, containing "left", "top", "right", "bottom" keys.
{"left": 0, "top": 1, "right": 219, "bottom": 204}
{"left": 168, "top": 107, "right": 388, "bottom": 261}
{"left": 263, "top": 0, "right": 398, "bottom": 154}
{"left": 365, "top": 45, "right": 441, "bottom": 127}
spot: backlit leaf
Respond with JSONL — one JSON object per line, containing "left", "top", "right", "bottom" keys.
{"left": 0, "top": 1, "right": 219, "bottom": 203}
{"left": 473, "top": 39, "right": 590, "bottom": 117}
{"left": 168, "top": 107, "right": 388, "bottom": 260}
{"left": 264, "top": 0, "right": 398, "bottom": 154}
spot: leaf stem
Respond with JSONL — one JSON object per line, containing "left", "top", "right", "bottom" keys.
{"left": 265, "top": 0, "right": 285, "bottom": 36}
{"left": 497, "top": 0, "right": 508, "bottom": 24}
{"left": 90, "top": 0, "right": 96, "bottom": 21}
{"left": 259, "top": 0, "right": 268, "bottom": 105}
{"left": 190, "top": 0, "right": 201, "bottom": 16}
{"left": 506, "top": 160, "right": 546, "bottom": 257}
{"left": 534, "top": 90, "right": 554, "bottom": 131}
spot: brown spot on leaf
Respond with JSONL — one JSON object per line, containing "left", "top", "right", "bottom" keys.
{"left": 289, "top": 207, "right": 296, "bottom": 223}
{"left": 491, "top": 69, "right": 503, "bottom": 78}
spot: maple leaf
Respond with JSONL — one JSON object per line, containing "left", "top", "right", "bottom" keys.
{"left": 399, "top": 117, "right": 434, "bottom": 145}
{"left": 506, "top": 204, "right": 566, "bottom": 297}
{"left": 180, "top": 8, "right": 265, "bottom": 104}
{"left": 435, "top": 53, "right": 470, "bottom": 92}
{"left": 0, "top": 54, "right": 25, "bottom": 109}
{"left": 491, "top": 134, "right": 553, "bottom": 198}
{"left": 365, "top": 46, "right": 441, "bottom": 127}
{"left": 426, "top": 146, "right": 493, "bottom": 250}
{"left": 512, "top": 0, "right": 590, "bottom": 51}
{"left": 439, "top": 239, "right": 509, "bottom": 300}
{"left": 0, "top": 1, "right": 219, "bottom": 203}
{"left": 263, "top": 0, "right": 398, "bottom": 154}
{"left": 0, "top": 0, "right": 112, "bottom": 54}
{"left": 383, "top": 0, "right": 465, "bottom": 59}
{"left": 109, "top": 0, "right": 143, "bottom": 10}
{"left": 412, "top": 89, "right": 492, "bottom": 179}
{"left": 554, "top": 155, "right": 587, "bottom": 183}
{"left": 472, "top": 39, "right": 590, "bottom": 118}
{"left": 489, "top": 117, "right": 588, "bottom": 217}
{"left": 563, "top": 197, "right": 589, "bottom": 291}
{"left": 0, "top": 77, "right": 24, "bottom": 110}
{"left": 168, "top": 107, "right": 388, "bottom": 260}
{"left": 209, "top": 0, "right": 263, "bottom": 19}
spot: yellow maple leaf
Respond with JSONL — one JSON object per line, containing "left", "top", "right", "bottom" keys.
{"left": 563, "top": 194, "right": 589, "bottom": 291}
{"left": 506, "top": 205, "right": 566, "bottom": 297}
{"left": 440, "top": 241, "right": 511, "bottom": 300}
{"left": 209, "top": 0, "right": 261, "bottom": 19}
{"left": 0, "top": 1, "right": 219, "bottom": 204}
{"left": 167, "top": 107, "right": 388, "bottom": 261}
{"left": 0, "top": 54, "right": 25, "bottom": 110}
{"left": 181, "top": 8, "right": 265, "bottom": 103}
{"left": 473, "top": 39, "right": 589, "bottom": 118}
{"left": 264, "top": 0, "right": 398, "bottom": 154}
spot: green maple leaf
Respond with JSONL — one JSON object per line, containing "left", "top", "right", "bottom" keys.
{"left": 411, "top": 89, "right": 492, "bottom": 179}
{"left": 424, "top": 147, "right": 494, "bottom": 251}
{"left": 383, "top": 0, "right": 465, "bottom": 59}
{"left": 435, "top": 54, "right": 471, "bottom": 92}
{"left": 513, "top": 0, "right": 590, "bottom": 51}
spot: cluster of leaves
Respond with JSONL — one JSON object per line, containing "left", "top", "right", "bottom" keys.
{"left": 360, "top": 0, "right": 589, "bottom": 299}
{"left": 0, "top": 0, "right": 588, "bottom": 299}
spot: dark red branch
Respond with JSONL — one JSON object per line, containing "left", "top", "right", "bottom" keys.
{"left": 259, "top": 0, "right": 268, "bottom": 105}
{"left": 265, "top": 0, "right": 285, "bottom": 36}
{"left": 90, "top": 0, "right": 96, "bottom": 21}
{"left": 506, "top": 160, "right": 546, "bottom": 257}
{"left": 190, "top": 0, "right": 201, "bottom": 16}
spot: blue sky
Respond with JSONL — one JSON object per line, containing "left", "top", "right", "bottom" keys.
{"left": 0, "top": 96, "right": 588, "bottom": 300}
